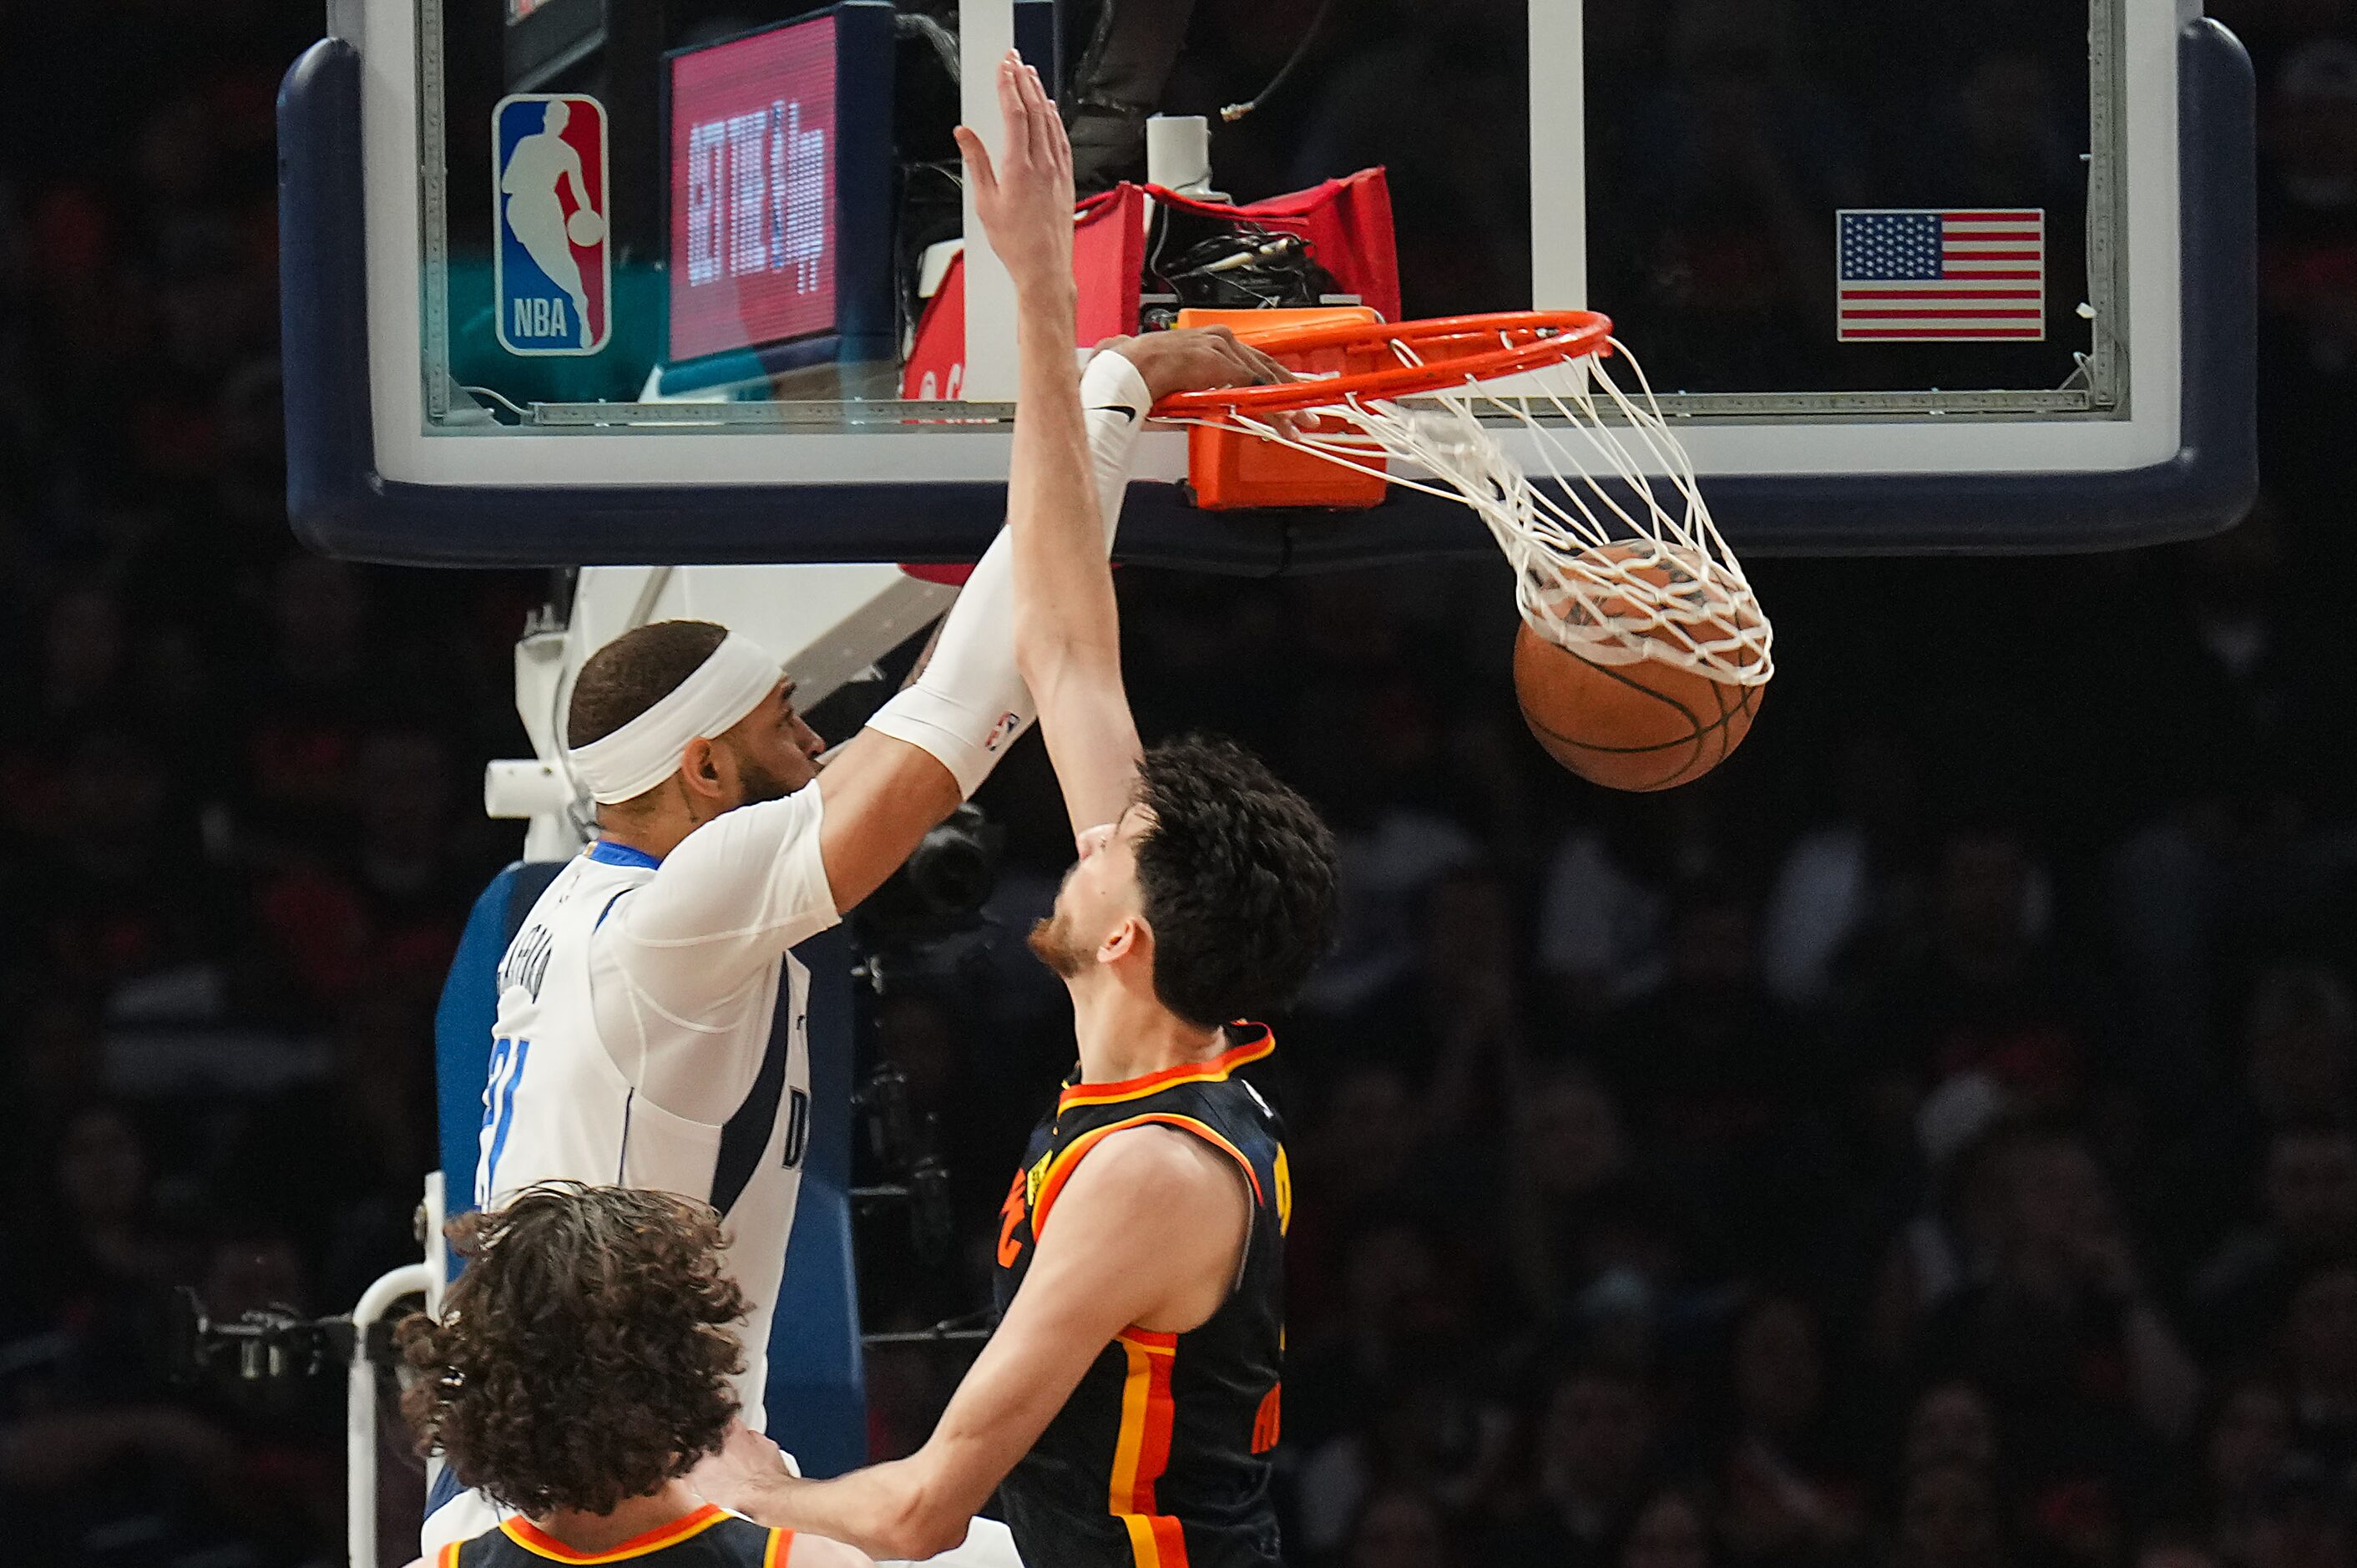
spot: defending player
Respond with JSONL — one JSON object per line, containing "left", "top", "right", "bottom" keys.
{"left": 694, "top": 54, "right": 1337, "bottom": 1567}
{"left": 421, "top": 295, "right": 1289, "bottom": 1560}
{"left": 399, "top": 1181, "right": 871, "bottom": 1567}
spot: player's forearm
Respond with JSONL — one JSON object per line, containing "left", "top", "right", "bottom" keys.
{"left": 1080, "top": 347, "right": 1150, "bottom": 553}
{"left": 731, "top": 1374, "right": 1048, "bottom": 1560}
{"left": 724, "top": 1460, "right": 964, "bottom": 1560}
{"left": 862, "top": 344, "right": 1144, "bottom": 811}
{"left": 1009, "top": 309, "right": 1145, "bottom": 829}
{"left": 1009, "top": 292, "right": 1123, "bottom": 692}
{"left": 1014, "top": 347, "right": 1149, "bottom": 696}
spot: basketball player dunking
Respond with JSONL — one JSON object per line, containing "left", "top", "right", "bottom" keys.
{"left": 418, "top": 165, "right": 1289, "bottom": 1568}
{"left": 695, "top": 54, "right": 1338, "bottom": 1568}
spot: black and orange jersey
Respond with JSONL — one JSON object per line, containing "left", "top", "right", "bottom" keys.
{"left": 992, "top": 1025, "right": 1291, "bottom": 1568}
{"left": 439, "top": 1505, "right": 792, "bottom": 1567}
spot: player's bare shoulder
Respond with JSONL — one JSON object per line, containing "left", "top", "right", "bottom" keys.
{"left": 1044, "top": 1122, "right": 1253, "bottom": 1318}
{"left": 1077, "top": 1121, "right": 1252, "bottom": 1210}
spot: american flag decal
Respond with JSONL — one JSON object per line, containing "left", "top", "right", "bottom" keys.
{"left": 1836, "top": 210, "right": 2045, "bottom": 342}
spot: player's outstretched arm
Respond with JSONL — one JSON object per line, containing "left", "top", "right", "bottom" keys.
{"left": 692, "top": 1126, "right": 1248, "bottom": 1557}
{"left": 958, "top": 60, "right": 1289, "bottom": 836}
{"left": 806, "top": 56, "right": 1287, "bottom": 888}
{"left": 956, "top": 53, "right": 1138, "bottom": 836}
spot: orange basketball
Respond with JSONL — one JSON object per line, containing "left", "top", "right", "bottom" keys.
{"left": 1512, "top": 544, "right": 1767, "bottom": 792}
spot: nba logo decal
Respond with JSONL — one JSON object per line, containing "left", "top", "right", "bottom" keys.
{"left": 493, "top": 94, "right": 611, "bottom": 356}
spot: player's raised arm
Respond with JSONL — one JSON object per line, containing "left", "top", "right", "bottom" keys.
{"left": 955, "top": 55, "right": 1288, "bottom": 837}
{"left": 807, "top": 75, "right": 1283, "bottom": 893}
{"left": 954, "top": 53, "right": 1133, "bottom": 837}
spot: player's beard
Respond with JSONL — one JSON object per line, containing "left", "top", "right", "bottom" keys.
{"left": 732, "top": 756, "right": 795, "bottom": 807}
{"left": 1026, "top": 910, "right": 1089, "bottom": 978}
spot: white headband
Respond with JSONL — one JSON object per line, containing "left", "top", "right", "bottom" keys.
{"left": 567, "top": 632, "right": 784, "bottom": 805}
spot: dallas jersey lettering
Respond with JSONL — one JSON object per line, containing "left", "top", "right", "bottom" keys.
{"left": 439, "top": 1505, "right": 790, "bottom": 1566}
{"left": 993, "top": 1027, "right": 1290, "bottom": 1568}
{"left": 424, "top": 784, "right": 840, "bottom": 1558}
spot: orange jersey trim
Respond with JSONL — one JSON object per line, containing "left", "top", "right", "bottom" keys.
{"left": 1120, "top": 1513, "right": 1190, "bottom": 1568}
{"left": 441, "top": 1545, "right": 463, "bottom": 1568}
{"left": 1110, "top": 1332, "right": 1188, "bottom": 1566}
{"left": 763, "top": 1527, "right": 796, "bottom": 1568}
{"left": 996, "top": 1167, "right": 1029, "bottom": 1267}
{"left": 1056, "top": 1028, "right": 1274, "bottom": 1111}
{"left": 1029, "top": 1115, "right": 1265, "bottom": 1242}
{"left": 500, "top": 1505, "right": 729, "bottom": 1562}
{"left": 1251, "top": 1382, "right": 1282, "bottom": 1454}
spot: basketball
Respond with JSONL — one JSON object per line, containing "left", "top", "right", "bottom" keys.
{"left": 567, "top": 209, "right": 605, "bottom": 246}
{"left": 1512, "top": 544, "right": 1767, "bottom": 792}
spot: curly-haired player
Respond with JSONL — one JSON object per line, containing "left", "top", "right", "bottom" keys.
{"left": 695, "top": 53, "right": 1336, "bottom": 1568}
{"left": 399, "top": 1181, "right": 871, "bottom": 1567}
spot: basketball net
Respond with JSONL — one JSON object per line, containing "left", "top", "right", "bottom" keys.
{"left": 1180, "top": 336, "right": 1775, "bottom": 688}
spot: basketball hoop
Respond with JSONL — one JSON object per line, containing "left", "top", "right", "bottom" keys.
{"left": 1156, "top": 309, "right": 1774, "bottom": 691}
{"left": 1156, "top": 311, "right": 1616, "bottom": 417}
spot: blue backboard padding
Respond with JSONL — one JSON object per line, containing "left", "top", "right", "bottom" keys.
{"left": 431, "top": 862, "right": 868, "bottom": 1474}
{"left": 280, "top": 21, "right": 2253, "bottom": 565}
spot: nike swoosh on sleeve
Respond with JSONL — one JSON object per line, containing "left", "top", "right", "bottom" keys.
{"left": 1094, "top": 404, "right": 1141, "bottom": 424}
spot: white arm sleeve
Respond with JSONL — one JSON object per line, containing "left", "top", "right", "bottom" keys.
{"left": 866, "top": 349, "right": 1152, "bottom": 796}
{"left": 590, "top": 783, "right": 840, "bottom": 1119}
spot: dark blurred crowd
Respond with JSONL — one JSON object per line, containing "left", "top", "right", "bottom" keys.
{"left": 3, "top": 2, "right": 2357, "bottom": 1567}
{"left": 0, "top": 5, "right": 537, "bottom": 1561}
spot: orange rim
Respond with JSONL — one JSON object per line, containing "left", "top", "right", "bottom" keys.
{"left": 1155, "top": 310, "right": 1614, "bottom": 417}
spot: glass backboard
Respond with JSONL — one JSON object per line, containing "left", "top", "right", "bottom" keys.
{"left": 281, "top": 0, "right": 2256, "bottom": 566}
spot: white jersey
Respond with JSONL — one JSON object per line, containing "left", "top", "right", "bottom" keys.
{"left": 425, "top": 782, "right": 839, "bottom": 1557}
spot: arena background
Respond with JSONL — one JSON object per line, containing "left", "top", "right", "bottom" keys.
{"left": 4, "top": 3, "right": 2357, "bottom": 1566}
